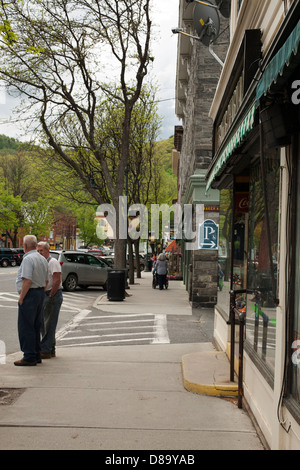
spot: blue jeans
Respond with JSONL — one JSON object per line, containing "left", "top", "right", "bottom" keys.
{"left": 41, "top": 289, "right": 63, "bottom": 355}
{"left": 18, "top": 288, "right": 45, "bottom": 363}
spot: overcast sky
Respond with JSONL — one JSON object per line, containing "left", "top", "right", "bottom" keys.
{"left": 150, "top": 0, "right": 181, "bottom": 139}
{"left": 0, "top": 0, "right": 181, "bottom": 141}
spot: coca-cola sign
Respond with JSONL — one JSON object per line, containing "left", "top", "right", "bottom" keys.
{"left": 235, "top": 193, "right": 249, "bottom": 213}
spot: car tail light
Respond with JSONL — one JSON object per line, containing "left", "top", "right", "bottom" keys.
{"left": 59, "top": 262, "right": 63, "bottom": 266}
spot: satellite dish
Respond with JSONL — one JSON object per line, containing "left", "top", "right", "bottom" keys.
{"left": 215, "top": 0, "right": 231, "bottom": 18}
{"left": 186, "top": 0, "right": 231, "bottom": 19}
{"left": 193, "top": 0, "right": 220, "bottom": 46}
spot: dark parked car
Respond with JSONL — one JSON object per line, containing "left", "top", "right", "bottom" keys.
{"left": 100, "top": 256, "right": 114, "bottom": 267}
{"left": 58, "top": 250, "right": 112, "bottom": 291}
{"left": 0, "top": 248, "right": 18, "bottom": 267}
{"left": 12, "top": 248, "right": 24, "bottom": 265}
{"left": 126, "top": 254, "right": 145, "bottom": 271}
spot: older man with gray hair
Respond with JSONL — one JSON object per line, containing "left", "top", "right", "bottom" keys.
{"left": 15, "top": 235, "right": 49, "bottom": 366}
{"left": 37, "top": 241, "right": 63, "bottom": 359}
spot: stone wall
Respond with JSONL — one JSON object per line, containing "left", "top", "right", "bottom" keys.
{"left": 177, "top": 12, "right": 228, "bottom": 308}
{"left": 178, "top": 17, "right": 229, "bottom": 204}
{"left": 188, "top": 207, "right": 220, "bottom": 309}
{"left": 190, "top": 249, "right": 219, "bottom": 308}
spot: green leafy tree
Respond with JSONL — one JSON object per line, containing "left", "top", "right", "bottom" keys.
{"left": 76, "top": 205, "right": 104, "bottom": 247}
{"left": 0, "top": 186, "right": 22, "bottom": 228}
{"left": 22, "top": 198, "right": 54, "bottom": 239}
{"left": 0, "top": 0, "right": 153, "bottom": 267}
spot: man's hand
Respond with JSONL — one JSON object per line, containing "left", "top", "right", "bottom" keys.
{"left": 19, "top": 278, "right": 32, "bottom": 305}
{"left": 50, "top": 272, "right": 61, "bottom": 297}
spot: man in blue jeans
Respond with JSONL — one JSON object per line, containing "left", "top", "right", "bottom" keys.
{"left": 15, "top": 235, "right": 49, "bottom": 366}
{"left": 37, "top": 242, "right": 63, "bottom": 359}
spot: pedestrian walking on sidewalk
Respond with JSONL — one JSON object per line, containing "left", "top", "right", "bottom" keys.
{"left": 14, "top": 235, "right": 49, "bottom": 366}
{"left": 155, "top": 253, "right": 168, "bottom": 290}
{"left": 37, "top": 242, "right": 63, "bottom": 359}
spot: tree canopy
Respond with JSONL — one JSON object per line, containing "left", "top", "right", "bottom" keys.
{"left": 0, "top": 0, "right": 155, "bottom": 266}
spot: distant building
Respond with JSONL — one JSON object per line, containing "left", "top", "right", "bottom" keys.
{"left": 42, "top": 212, "right": 77, "bottom": 249}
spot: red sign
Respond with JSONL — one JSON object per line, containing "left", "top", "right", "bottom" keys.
{"left": 235, "top": 193, "right": 249, "bottom": 213}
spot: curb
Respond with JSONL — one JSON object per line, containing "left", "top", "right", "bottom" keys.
{"left": 181, "top": 351, "right": 238, "bottom": 397}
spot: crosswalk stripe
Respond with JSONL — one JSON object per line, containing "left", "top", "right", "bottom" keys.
{"left": 56, "top": 309, "right": 91, "bottom": 340}
{"left": 152, "top": 314, "right": 170, "bottom": 344}
{"left": 86, "top": 314, "right": 154, "bottom": 319}
{"left": 80, "top": 319, "right": 154, "bottom": 326}
{"left": 56, "top": 307, "right": 170, "bottom": 346}
{"left": 86, "top": 326, "right": 154, "bottom": 332}
{"left": 59, "top": 337, "right": 156, "bottom": 347}
{"left": 60, "top": 331, "right": 156, "bottom": 341}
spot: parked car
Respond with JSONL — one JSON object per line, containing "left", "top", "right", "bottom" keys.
{"left": 58, "top": 250, "right": 112, "bottom": 291}
{"left": 87, "top": 249, "right": 104, "bottom": 257}
{"left": 0, "top": 248, "right": 18, "bottom": 267}
{"left": 101, "top": 256, "right": 114, "bottom": 267}
{"left": 126, "top": 254, "right": 145, "bottom": 271}
{"left": 49, "top": 250, "right": 62, "bottom": 260}
{"left": 12, "top": 248, "right": 24, "bottom": 265}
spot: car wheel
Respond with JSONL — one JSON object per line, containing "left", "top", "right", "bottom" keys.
{"left": 10, "top": 260, "right": 17, "bottom": 267}
{"left": 63, "top": 274, "right": 78, "bottom": 292}
{"left": 1, "top": 259, "right": 9, "bottom": 267}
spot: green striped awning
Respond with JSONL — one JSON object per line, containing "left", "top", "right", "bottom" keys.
{"left": 206, "top": 103, "right": 257, "bottom": 191}
{"left": 256, "top": 18, "right": 300, "bottom": 100}
{"left": 206, "top": 19, "right": 300, "bottom": 192}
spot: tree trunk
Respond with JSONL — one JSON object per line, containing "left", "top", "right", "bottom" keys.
{"left": 128, "top": 238, "right": 135, "bottom": 284}
{"left": 134, "top": 239, "right": 141, "bottom": 279}
{"left": 113, "top": 200, "right": 126, "bottom": 269}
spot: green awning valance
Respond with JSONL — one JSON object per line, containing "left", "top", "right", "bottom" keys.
{"left": 206, "top": 103, "right": 257, "bottom": 191}
{"left": 256, "top": 19, "right": 300, "bottom": 100}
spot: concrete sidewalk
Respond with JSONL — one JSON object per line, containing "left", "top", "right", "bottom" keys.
{"left": 0, "top": 272, "right": 265, "bottom": 450}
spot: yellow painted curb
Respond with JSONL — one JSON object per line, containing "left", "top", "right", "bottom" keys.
{"left": 181, "top": 351, "right": 239, "bottom": 397}
{"left": 182, "top": 374, "right": 238, "bottom": 397}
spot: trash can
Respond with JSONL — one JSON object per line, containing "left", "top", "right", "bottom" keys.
{"left": 107, "top": 270, "right": 126, "bottom": 301}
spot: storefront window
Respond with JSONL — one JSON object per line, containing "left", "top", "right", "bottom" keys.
{"left": 217, "top": 189, "right": 233, "bottom": 314}
{"left": 245, "top": 151, "right": 280, "bottom": 373}
{"left": 291, "top": 150, "right": 300, "bottom": 401}
{"left": 232, "top": 183, "right": 249, "bottom": 313}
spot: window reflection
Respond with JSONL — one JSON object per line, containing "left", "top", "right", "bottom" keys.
{"left": 291, "top": 145, "right": 300, "bottom": 401}
{"left": 217, "top": 189, "right": 233, "bottom": 314}
{"left": 246, "top": 153, "right": 280, "bottom": 373}
{"left": 232, "top": 188, "right": 249, "bottom": 313}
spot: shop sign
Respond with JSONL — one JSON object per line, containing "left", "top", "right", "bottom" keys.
{"left": 235, "top": 193, "right": 249, "bottom": 213}
{"left": 199, "top": 219, "right": 219, "bottom": 250}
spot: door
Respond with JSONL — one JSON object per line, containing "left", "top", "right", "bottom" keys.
{"left": 85, "top": 255, "right": 107, "bottom": 285}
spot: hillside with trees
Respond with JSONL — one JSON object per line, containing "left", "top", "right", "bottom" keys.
{"left": 0, "top": 134, "right": 177, "bottom": 248}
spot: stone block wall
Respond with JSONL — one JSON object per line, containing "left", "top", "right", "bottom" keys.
{"left": 176, "top": 9, "right": 228, "bottom": 308}
{"left": 190, "top": 249, "right": 219, "bottom": 308}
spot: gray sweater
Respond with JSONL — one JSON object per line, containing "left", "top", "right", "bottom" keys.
{"left": 156, "top": 259, "right": 168, "bottom": 275}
